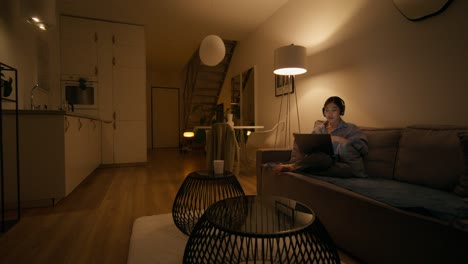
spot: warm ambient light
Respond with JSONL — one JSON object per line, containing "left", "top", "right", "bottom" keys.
{"left": 32, "top": 17, "right": 40, "bottom": 22}
{"left": 273, "top": 44, "right": 307, "bottom": 75}
{"left": 199, "top": 35, "right": 226, "bottom": 66}
{"left": 273, "top": 44, "right": 308, "bottom": 143}
{"left": 183, "top": 132, "right": 195, "bottom": 138}
{"left": 246, "top": 131, "right": 252, "bottom": 136}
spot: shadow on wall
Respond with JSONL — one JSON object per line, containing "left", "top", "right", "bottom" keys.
{"left": 304, "top": 0, "right": 460, "bottom": 80}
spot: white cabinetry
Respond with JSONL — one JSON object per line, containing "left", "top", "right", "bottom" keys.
{"left": 108, "top": 23, "right": 147, "bottom": 164}
{"left": 64, "top": 116, "right": 101, "bottom": 195}
{"left": 6, "top": 112, "right": 101, "bottom": 206}
{"left": 60, "top": 16, "right": 98, "bottom": 76}
{"left": 60, "top": 16, "right": 147, "bottom": 165}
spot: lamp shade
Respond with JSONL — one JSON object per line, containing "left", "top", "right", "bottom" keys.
{"left": 274, "top": 44, "right": 307, "bottom": 75}
{"left": 199, "top": 35, "right": 226, "bottom": 66}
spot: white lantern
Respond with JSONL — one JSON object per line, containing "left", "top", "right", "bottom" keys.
{"left": 199, "top": 35, "right": 226, "bottom": 66}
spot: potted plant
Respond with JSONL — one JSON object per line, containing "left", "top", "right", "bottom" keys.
{"left": 78, "top": 77, "right": 88, "bottom": 90}
{"left": 1, "top": 72, "right": 13, "bottom": 97}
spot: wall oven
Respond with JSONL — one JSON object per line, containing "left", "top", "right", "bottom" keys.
{"left": 61, "top": 74, "right": 98, "bottom": 109}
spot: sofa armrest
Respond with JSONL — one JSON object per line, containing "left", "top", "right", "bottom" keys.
{"left": 256, "top": 148, "right": 292, "bottom": 164}
{"left": 256, "top": 148, "right": 292, "bottom": 194}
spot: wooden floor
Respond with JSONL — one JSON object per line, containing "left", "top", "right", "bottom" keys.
{"left": 0, "top": 148, "right": 359, "bottom": 264}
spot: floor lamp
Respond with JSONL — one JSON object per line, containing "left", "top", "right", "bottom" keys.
{"left": 273, "top": 44, "right": 307, "bottom": 148}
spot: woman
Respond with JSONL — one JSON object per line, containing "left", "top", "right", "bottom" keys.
{"left": 274, "top": 96, "right": 368, "bottom": 178}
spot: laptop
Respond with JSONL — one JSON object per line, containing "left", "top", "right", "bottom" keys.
{"left": 293, "top": 133, "right": 334, "bottom": 156}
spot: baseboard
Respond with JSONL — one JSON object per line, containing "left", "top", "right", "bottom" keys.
{"left": 99, "top": 162, "right": 147, "bottom": 168}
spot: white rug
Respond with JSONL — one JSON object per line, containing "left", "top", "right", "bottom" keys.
{"left": 127, "top": 213, "right": 188, "bottom": 264}
{"left": 128, "top": 213, "right": 348, "bottom": 264}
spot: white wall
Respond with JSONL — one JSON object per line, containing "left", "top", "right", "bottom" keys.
{"left": 0, "top": 0, "right": 60, "bottom": 110}
{"left": 225, "top": 0, "right": 468, "bottom": 134}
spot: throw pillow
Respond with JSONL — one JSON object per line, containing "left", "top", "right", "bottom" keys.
{"left": 395, "top": 127, "right": 465, "bottom": 192}
{"left": 339, "top": 142, "right": 367, "bottom": 178}
{"left": 454, "top": 132, "right": 468, "bottom": 197}
{"left": 361, "top": 128, "right": 402, "bottom": 179}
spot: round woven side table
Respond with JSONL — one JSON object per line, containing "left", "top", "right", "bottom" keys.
{"left": 172, "top": 170, "right": 245, "bottom": 235}
{"left": 183, "top": 195, "right": 341, "bottom": 263}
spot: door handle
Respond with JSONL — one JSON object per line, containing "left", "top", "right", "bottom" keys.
{"left": 65, "top": 117, "right": 69, "bottom": 132}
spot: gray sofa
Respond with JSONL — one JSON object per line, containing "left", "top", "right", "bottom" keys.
{"left": 257, "top": 124, "right": 468, "bottom": 264}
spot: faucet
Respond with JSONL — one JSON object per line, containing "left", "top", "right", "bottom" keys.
{"left": 31, "top": 84, "right": 39, "bottom": 110}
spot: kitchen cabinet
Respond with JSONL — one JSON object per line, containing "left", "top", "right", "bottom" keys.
{"left": 64, "top": 115, "right": 101, "bottom": 195}
{"left": 4, "top": 111, "right": 101, "bottom": 206}
{"left": 60, "top": 16, "right": 147, "bottom": 165}
{"left": 116, "top": 26, "right": 146, "bottom": 164}
{"left": 60, "top": 16, "right": 98, "bottom": 76}
{"left": 104, "top": 22, "right": 146, "bottom": 164}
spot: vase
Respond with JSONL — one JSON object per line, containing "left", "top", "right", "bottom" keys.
{"left": 226, "top": 113, "right": 234, "bottom": 127}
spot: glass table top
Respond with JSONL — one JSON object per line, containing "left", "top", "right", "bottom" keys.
{"left": 204, "top": 195, "right": 315, "bottom": 235}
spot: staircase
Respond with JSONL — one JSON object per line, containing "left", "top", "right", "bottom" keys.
{"left": 184, "top": 39, "right": 237, "bottom": 130}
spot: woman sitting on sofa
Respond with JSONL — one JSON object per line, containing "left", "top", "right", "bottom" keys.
{"left": 273, "top": 96, "right": 369, "bottom": 178}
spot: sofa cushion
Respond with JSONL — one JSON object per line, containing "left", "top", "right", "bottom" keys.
{"left": 361, "top": 128, "right": 401, "bottom": 179}
{"left": 308, "top": 121, "right": 401, "bottom": 179}
{"left": 454, "top": 132, "right": 468, "bottom": 196}
{"left": 298, "top": 173, "right": 468, "bottom": 227}
{"left": 395, "top": 127, "right": 466, "bottom": 192}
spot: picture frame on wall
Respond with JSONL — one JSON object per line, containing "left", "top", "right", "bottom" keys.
{"left": 275, "top": 75, "right": 294, "bottom": 97}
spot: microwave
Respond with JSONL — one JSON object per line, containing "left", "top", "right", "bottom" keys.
{"left": 61, "top": 75, "right": 98, "bottom": 109}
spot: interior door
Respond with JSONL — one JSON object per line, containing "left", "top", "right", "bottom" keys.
{"left": 152, "top": 87, "right": 179, "bottom": 148}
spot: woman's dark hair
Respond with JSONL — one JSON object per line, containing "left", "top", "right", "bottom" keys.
{"left": 322, "top": 96, "right": 345, "bottom": 116}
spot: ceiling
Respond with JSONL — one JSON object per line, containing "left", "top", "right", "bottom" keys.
{"left": 58, "top": 0, "right": 288, "bottom": 72}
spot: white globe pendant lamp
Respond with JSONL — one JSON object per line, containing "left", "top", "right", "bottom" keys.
{"left": 199, "top": 35, "right": 226, "bottom": 66}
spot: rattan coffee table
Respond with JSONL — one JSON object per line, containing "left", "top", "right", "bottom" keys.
{"left": 172, "top": 170, "right": 245, "bottom": 235}
{"left": 183, "top": 195, "right": 341, "bottom": 263}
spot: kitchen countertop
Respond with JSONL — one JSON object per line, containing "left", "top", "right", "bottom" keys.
{"left": 2, "top": 109, "right": 102, "bottom": 121}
